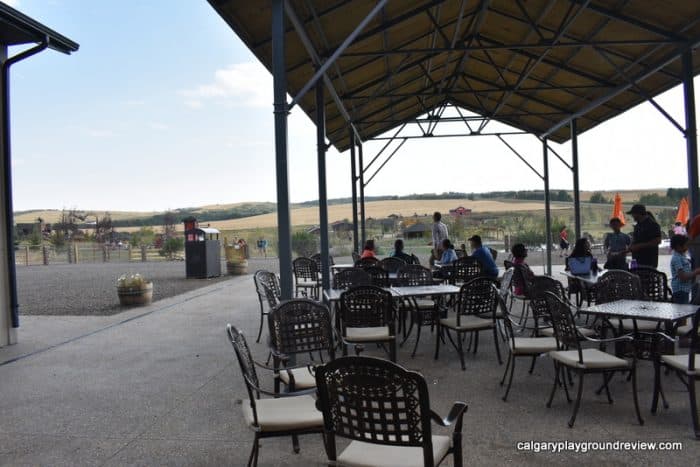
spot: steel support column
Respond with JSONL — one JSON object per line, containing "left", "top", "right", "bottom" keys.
{"left": 272, "top": 0, "right": 293, "bottom": 299}
{"left": 316, "top": 76, "right": 330, "bottom": 291}
{"left": 683, "top": 51, "right": 699, "bottom": 217}
{"left": 350, "top": 131, "right": 359, "bottom": 254}
{"left": 359, "top": 142, "right": 366, "bottom": 247}
{"left": 543, "top": 138, "right": 552, "bottom": 276}
{"left": 571, "top": 119, "right": 581, "bottom": 241}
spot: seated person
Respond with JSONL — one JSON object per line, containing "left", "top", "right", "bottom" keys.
{"left": 510, "top": 243, "right": 534, "bottom": 296}
{"left": 468, "top": 235, "right": 499, "bottom": 278}
{"left": 360, "top": 239, "right": 377, "bottom": 259}
{"left": 434, "top": 239, "right": 457, "bottom": 279}
{"left": 391, "top": 239, "right": 413, "bottom": 263}
{"left": 566, "top": 238, "right": 599, "bottom": 274}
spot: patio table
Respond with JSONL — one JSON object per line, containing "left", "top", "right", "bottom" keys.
{"left": 579, "top": 300, "right": 697, "bottom": 324}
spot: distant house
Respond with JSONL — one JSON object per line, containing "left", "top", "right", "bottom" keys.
{"left": 402, "top": 222, "right": 431, "bottom": 239}
{"left": 449, "top": 206, "right": 472, "bottom": 217}
{"left": 307, "top": 226, "right": 321, "bottom": 236}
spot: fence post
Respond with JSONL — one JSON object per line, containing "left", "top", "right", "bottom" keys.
{"left": 67, "top": 243, "right": 73, "bottom": 264}
{"left": 24, "top": 246, "right": 29, "bottom": 266}
{"left": 42, "top": 245, "right": 49, "bottom": 265}
{"left": 141, "top": 245, "right": 147, "bottom": 262}
{"left": 74, "top": 243, "right": 79, "bottom": 264}
{"left": 102, "top": 245, "right": 108, "bottom": 262}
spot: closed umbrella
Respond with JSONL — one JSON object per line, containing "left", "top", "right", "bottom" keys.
{"left": 675, "top": 197, "right": 690, "bottom": 225}
{"left": 612, "top": 193, "right": 626, "bottom": 226}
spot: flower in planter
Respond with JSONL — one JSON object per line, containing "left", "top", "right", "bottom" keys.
{"left": 117, "top": 273, "right": 151, "bottom": 290}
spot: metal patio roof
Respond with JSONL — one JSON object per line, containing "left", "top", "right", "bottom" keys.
{"left": 0, "top": 2, "right": 78, "bottom": 54}
{"left": 209, "top": 1, "right": 700, "bottom": 151}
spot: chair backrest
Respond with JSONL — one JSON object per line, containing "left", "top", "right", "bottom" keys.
{"left": 378, "top": 256, "right": 406, "bottom": 274}
{"left": 456, "top": 249, "right": 466, "bottom": 259}
{"left": 339, "top": 285, "right": 394, "bottom": 330}
{"left": 226, "top": 324, "right": 260, "bottom": 403}
{"left": 632, "top": 266, "right": 670, "bottom": 302}
{"left": 409, "top": 254, "right": 421, "bottom": 265}
{"left": 499, "top": 268, "right": 515, "bottom": 298}
{"left": 452, "top": 256, "right": 483, "bottom": 284}
{"left": 315, "top": 356, "right": 435, "bottom": 466}
{"left": 594, "top": 270, "right": 643, "bottom": 304}
{"left": 364, "top": 265, "right": 390, "bottom": 287}
{"left": 456, "top": 277, "right": 498, "bottom": 325}
{"left": 489, "top": 247, "right": 498, "bottom": 261}
{"left": 397, "top": 264, "right": 434, "bottom": 286}
{"left": 543, "top": 292, "right": 583, "bottom": 355}
{"left": 332, "top": 268, "right": 371, "bottom": 289}
{"left": 311, "top": 253, "right": 335, "bottom": 270}
{"left": 511, "top": 263, "right": 534, "bottom": 297}
{"left": 293, "top": 257, "right": 318, "bottom": 281}
{"left": 503, "top": 259, "right": 514, "bottom": 270}
{"left": 268, "top": 299, "right": 334, "bottom": 360}
{"left": 351, "top": 251, "right": 361, "bottom": 263}
{"left": 495, "top": 286, "right": 518, "bottom": 344}
{"left": 355, "top": 257, "right": 379, "bottom": 268}
{"left": 254, "top": 270, "right": 281, "bottom": 309}
{"left": 528, "top": 276, "right": 566, "bottom": 326}
{"left": 688, "top": 309, "right": 700, "bottom": 371}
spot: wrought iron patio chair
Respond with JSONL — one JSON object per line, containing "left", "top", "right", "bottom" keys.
{"left": 435, "top": 276, "right": 502, "bottom": 370}
{"left": 397, "top": 264, "right": 442, "bottom": 358}
{"left": 379, "top": 256, "right": 406, "bottom": 274}
{"left": 351, "top": 251, "right": 360, "bottom": 263}
{"left": 253, "top": 270, "right": 281, "bottom": 343}
{"left": 267, "top": 299, "right": 335, "bottom": 392}
{"left": 364, "top": 265, "right": 390, "bottom": 287}
{"left": 632, "top": 266, "right": 672, "bottom": 302}
{"left": 292, "top": 257, "right": 320, "bottom": 299}
{"left": 331, "top": 268, "right": 370, "bottom": 290}
{"left": 449, "top": 256, "right": 483, "bottom": 286}
{"left": 543, "top": 293, "right": 643, "bottom": 428}
{"left": 354, "top": 256, "right": 379, "bottom": 268}
{"left": 339, "top": 285, "right": 396, "bottom": 362}
{"left": 310, "top": 252, "right": 335, "bottom": 270}
{"left": 315, "top": 356, "right": 467, "bottom": 467}
{"left": 226, "top": 325, "right": 323, "bottom": 467}
{"left": 496, "top": 290, "right": 558, "bottom": 402}
{"left": 652, "top": 308, "right": 700, "bottom": 438}
{"left": 595, "top": 270, "right": 658, "bottom": 333}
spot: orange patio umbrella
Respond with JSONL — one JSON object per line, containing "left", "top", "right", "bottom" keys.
{"left": 675, "top": 197, "right": 690, "bottom": 225}
{"left": 611, "top": 193, "right": 626, "bottom": 226}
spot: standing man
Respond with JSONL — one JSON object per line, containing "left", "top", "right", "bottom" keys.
{"left": 626, "top": 204, "right": 662, "bottom": 268}
{"left": 432, "top": 211, "right": 449, "bottom": 264}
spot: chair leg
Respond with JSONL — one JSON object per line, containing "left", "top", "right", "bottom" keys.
{"left": 568, "top": 372, "right": 584, "bottom": 428}
{"left": 503, "top": 355, "right": 516, "bottom": 402}
{"left": 528, "top": 355, "right": 537, "bottom": 374}
{"left": 492, "top": 327, "right": 502, "bottom": 365}
{"left": 562, "top": 369, "right": 572, "bottom": 403}
{"left": 411, "top": 321, "right": 422, "bottom": 358}
{"left": 401, "top": 312, "right": 416, "bottom": 347}
{"left": 389, "top": 341, "right": 397, "bottom": 363}
{"left": 248, "top": 434, "right": 259, "bottom": 467}
{"left": 473, "top": 331, "right": 479, "bottom": 355}
{"left": 292, "top": 434, "right": 300, "bottom": 454}
{"left": 500, "top": 353, "right": 512, "bottom": 386}
{"left": 631, "top": 367, "right": 644, "bottom": 426}
{"left": 689, "top": 377, "right": 700, "bottom": 438}
{"left": 603, "top": 373, "right": 613, "bottom": 404}
{"left": 434, "top": 325, "right": 441, "bottom": 360}
{"left": 457, "top": 331, "right": 465, "bottom": 370}
{"left": 547, "top": 362, "right": 559, "bottom": 408}
{"left": 256, "top": 310, "right": 265, "bottom": 343}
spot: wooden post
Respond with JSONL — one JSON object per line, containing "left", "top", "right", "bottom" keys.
{"left": 74, "top": 243, "right": 79, "bottom": 264}
{"left": 141, "top": 245, "right": 147, "bottom": 262}
{"left": 67, "top": 243, "right": 73, "bottom": 264}
{"left": 24, "top": 245, "right": 28, "bottom": 266}
{"left": 102, "top": 245, "right": 108, "bottom": 262}
{"left": 42, "top": 245, "right": 49, "bottom": 265}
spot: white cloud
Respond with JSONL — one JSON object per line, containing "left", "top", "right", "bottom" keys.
{"left": 179, "top": 61, "right": 272, "bottom": 109}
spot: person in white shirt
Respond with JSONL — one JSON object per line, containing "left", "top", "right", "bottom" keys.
{"left": 432, "top": 211, "right": 449, "bottom": 263}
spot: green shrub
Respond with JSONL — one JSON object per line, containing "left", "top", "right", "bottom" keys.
{"left": 292, "top": 231, "right": 318, "bottom": 258}
{"left": 159, "top": 237, "right": 184, "bottom": 259}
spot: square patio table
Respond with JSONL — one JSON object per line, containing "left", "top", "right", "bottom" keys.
{"left": 322, "top": 287, "right": 402, "bottom": 303}
{"left": 389, "top": 284, "right": 461, "bottom": 297}
{"left": 579, "top": 300, "right": 698, "bottom": 323}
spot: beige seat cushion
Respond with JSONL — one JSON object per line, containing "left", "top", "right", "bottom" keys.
{"left": 345, "top": 326, "right": 393, "bottom": 342}
{"left": 618, "top": 319, "right": 660, "bottom": 332}
{"left": 279, "top": 367, "right": 316, "bottom": 389}
{"left": 242, "top": 395, "right": 322, "bottom": 432}
{"left": 540, "top": 326, "right": 595, "bottom": 338}
{"left": 297, "top": 279, "right": 319, "bottom": 287}
{"left": 337, "top": 435, "right": 451, "bottom": 467}
{"left": 510, "top": 337, "right": 558, "bottom": 355}
{"left": 661, "top": 354, "right": 700, "bottom": 374}
{"left": 440, "top": 315, "right": 494, "bottom": 331}
{"left": 414, "top": 299, "right": 436, "bottom": 310}
{"left": 549, "top": 348, "right": 630, "bottom": 370}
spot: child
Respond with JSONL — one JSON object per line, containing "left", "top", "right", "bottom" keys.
{"left": 669, "top": 234, "right": 700, "bottom": 304}
{"left": 360, "top": 239, "right": 377, "bottom": 259}
{"left": 510, "top": 243, "right": 534, "bottom": 296}
{"left": 566, "top": 238, "right": 600, "bottom": 273}
{"left": 603, "top": 217, "right": 630, "bottom": 270}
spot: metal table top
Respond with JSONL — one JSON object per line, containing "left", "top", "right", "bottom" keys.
{"left": 580, "top": 300, "right": 698, "bottom": 322}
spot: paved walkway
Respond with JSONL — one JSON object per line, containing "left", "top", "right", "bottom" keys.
{"left": 1, "top": 272, "right": 698, "bottom": 466}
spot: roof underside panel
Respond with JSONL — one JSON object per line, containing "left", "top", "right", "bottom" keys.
{"left": 208, "top": 0, "right": 700, "bottom": 151}
{"left": 0, "top": 3, "right": 78, "bottom": 54}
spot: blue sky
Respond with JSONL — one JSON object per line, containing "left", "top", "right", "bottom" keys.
{"left": 6, "top": 0, "right": 700, "bottom": 212}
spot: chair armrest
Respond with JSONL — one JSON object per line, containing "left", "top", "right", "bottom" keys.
{"left": 504, "top": 314, "right": 540, "bottom": 331}
{"left": 243, "top": 375, "right": 317, "bottom": 398}
{"left": 430, "top": 402, "right": 468, "bottom": 432}
{"left": 653, "top": 331, "right": 676, "bottom": 343}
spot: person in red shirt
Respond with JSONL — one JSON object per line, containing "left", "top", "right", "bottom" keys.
{"left": 559, "top": 226, "right": 569, "bottom": 257}
{"left": 360, "top": 239, "right": 377, "bottom": 259}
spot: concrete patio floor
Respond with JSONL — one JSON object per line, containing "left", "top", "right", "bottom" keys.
{"left": 1, "top": 273, "right": 699, "bottom": 466}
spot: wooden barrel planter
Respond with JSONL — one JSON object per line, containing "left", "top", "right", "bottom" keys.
{"left": 117, "top": 282, "right": 154, "bottom": 306}
{"left": 227, "top": 260, "right": 248, "bottom": 275}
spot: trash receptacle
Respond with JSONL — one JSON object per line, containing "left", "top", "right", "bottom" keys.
{"left": 183, "top": 217, "right": 221, "bottom": 278}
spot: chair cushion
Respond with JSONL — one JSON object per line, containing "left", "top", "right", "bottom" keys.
{"left": 337, "top": 435, "right": 451, "bottom": 467}
{"left": 279, "top": 367, "right": 316, "bottom": 389}
{"left": 510, "top": 337, "right": 558, "bottom": 355}
{"left": 414, "top": 299, "right": 436, "bottom": 310}
{"left": 345, "top": 326, "right": 393, "bottom": 342}
{"left": 661, "top": 354, "right": 700, "bottom": 374}
{"left": 549, "top": 348, "right": 630, "bottom": 370}
{"left": 241, "top": 395, "right": 322, "bottom": 432}
{"left": 540, "top": 326, "right": 596, "bottom": 338}
{"left": 440, "top": 315, "right": 494, "bottom": 331}
{"left": 618, "top": 319, "right": 660, "bottom": 332}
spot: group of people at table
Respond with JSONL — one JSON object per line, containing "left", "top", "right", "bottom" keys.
{"left": 358, "top": 204, "right": 700, "bottom": 306}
